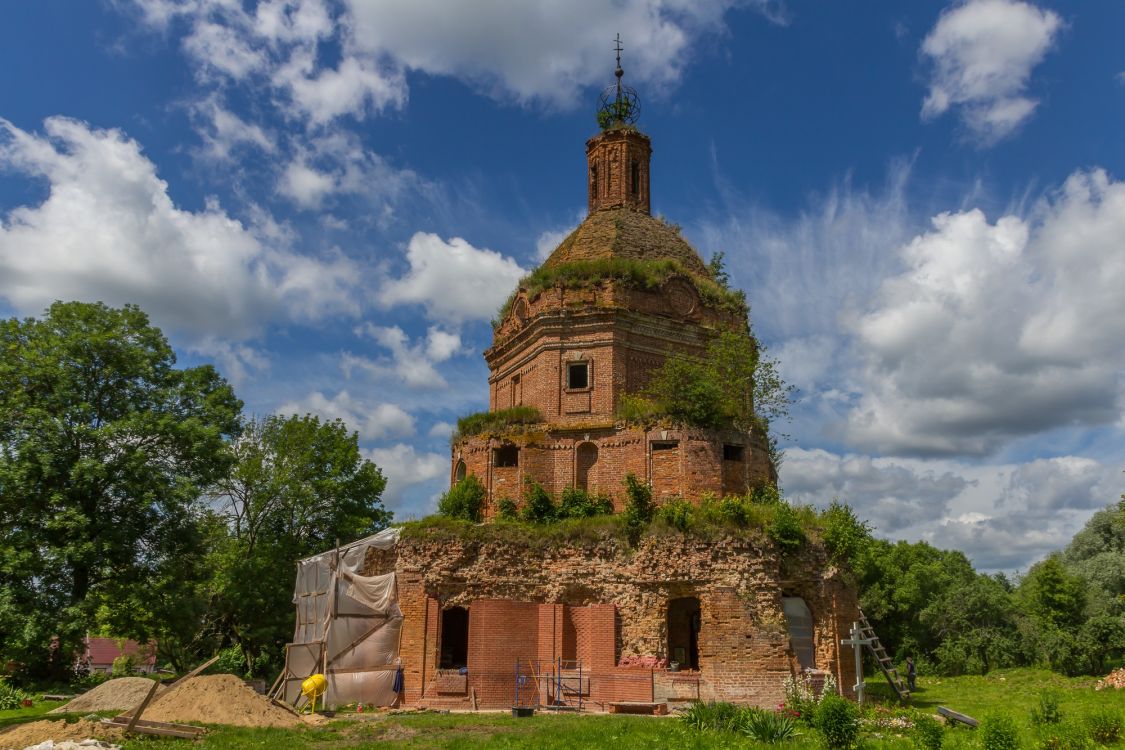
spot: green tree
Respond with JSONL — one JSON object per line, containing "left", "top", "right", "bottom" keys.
{"left": 1019, "top": 555, "right": 1087, "bottom": 630}
{"left": 0, "top": 302, "right": 241, "bottom": 680}
{"left": 206, "top": 413, "right": 389, "bottom": 674}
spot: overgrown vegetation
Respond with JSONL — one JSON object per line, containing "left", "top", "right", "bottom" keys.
{"left": 617, "top": 329, "right": 792, "bottom": 465}
{"left": 0, "top": 302, "right": 392, "bottom": 685}
{"left": 858, "top": 495, "right": 1125, "bottom": 678}
{"left": 494, "top": 255, "right": 748, "bottom": 327}
{"left": 453, "top": 406, "right": 542, "bottom": 440}
{"left": 438, "top": 476, "right": 487, "bottom": 523}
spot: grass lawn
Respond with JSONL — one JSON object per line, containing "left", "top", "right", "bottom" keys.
{"left": 1, "top": 669, "right": 1120, "bottom": 749}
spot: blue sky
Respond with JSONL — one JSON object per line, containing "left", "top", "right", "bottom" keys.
{"left": 1, "top": 0, "right": 1122, "bottom": 572}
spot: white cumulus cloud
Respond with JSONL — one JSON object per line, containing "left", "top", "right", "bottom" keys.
{"left": 846, "top": 169, "right": 1125, "bottom": 456}
{"left": 378, "top": 232, "right": 525, "bottom": 325}
{"left": 276, "top": 390, "right": 415, "bottom": 441}
{"left": 0, "top": 116, "right": 362, "bottom": 341}
{"left": 920, "top": 0, "right": 1062, "bottom": 144}
{"left": 366, "top": 443, "right": 447, "bottom": 514}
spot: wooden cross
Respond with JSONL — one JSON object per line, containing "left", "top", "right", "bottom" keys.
{"left": 840, "top": 621, "right": 874, "bottom": 705}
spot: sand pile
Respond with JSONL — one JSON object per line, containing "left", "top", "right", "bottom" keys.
{"left": 0, "top": 719, "right": 121, "bottom": 750}
{"left": 1095, "top": 667, "right": 1125, "bottom": 690}
{"left": 49, "top": 678, "right": 164, "bottom": 714}
{"left": 141, "top": 674, "right": 301, "bottom": 728}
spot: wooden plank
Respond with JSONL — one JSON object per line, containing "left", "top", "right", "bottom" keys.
{"left": 125, "top": 679, "right": 160, "bottom": 733}
{"left": 470, "top": 687, "right": 478, "bottom": 712}
{"left": 118, "top": 654, "right": 220, "bottom": 720}
{"left": 938, "top": 706, "right": 979, "bottom": 728}
{"left": 272, "top": 697, "right": 301, "bottom": 716}
{"left": 108, "top": 717, "right": 205, "bottom": 735}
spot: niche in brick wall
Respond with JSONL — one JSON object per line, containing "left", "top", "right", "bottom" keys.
{"left": 575, "top": 442, "right": 598, "bottom": 491}
{"left": 439, "top": 606, "right": 469, "bottom": 670}
{"left": 667, "top": 597, "right": 701, "bottom": 670}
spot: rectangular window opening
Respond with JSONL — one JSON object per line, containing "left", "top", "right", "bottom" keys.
{"left": 493, "top": 445, "right": 519, "bottom": 467}
{"left": 723, "top": 444, "right": 745, "bottom": 461}
{"left": 567, "top": 362, "right": 589, "bottom": 390}
{"left": 651, "top": 441, "right": 678, "bottom": 452}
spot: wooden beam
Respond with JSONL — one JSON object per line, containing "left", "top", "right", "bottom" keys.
{"left": 938, "top": 706, "right": 979, "bottom": 728}
{"left": 125, "top": 679, "right": 160, "bottom": 734}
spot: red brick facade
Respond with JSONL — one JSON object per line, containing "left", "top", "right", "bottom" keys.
{"left": 366, "top": 531, "right": 859, "bottom": 710}
{"left": 396, "top": 122, "right": 859, "bottom": 712}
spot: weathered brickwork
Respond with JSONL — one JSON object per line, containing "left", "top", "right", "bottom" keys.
{"left": 398, "top": 121, "right": 862, "bottom": 712}
{"left": 452, "top": 424, "right": 775, "bottom": 512}
{"left": 373, "top": 532, "right": 859, "bottom": 710}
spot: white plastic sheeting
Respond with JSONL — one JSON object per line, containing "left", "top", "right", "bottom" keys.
{"left": 280, "top": 528, "right": 403, "bottom": 707}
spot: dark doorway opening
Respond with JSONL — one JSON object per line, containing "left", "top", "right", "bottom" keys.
{"left": 439, "top": 606, "right": 469, "bottom": 669}
{"left": 667, "top": 597, "right": 701, "bottom": 670}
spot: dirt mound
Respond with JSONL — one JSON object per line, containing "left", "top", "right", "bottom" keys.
{"left": 0, "top": 719, "right": 121, "bottom": 750}
{"left": 141, "top": 674, "right": 301, "bottom": 728}
{"left": 49, "top": 677, "right": 164, "bottom": 714}
{"left": 1095, "top": 667, "right": 1125, "bottom": 690}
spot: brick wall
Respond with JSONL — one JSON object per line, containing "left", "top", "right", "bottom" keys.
{"left": 384, "top": 531, "right": 858, "bottom": 709}
{"left": 452, "top": 424, "right": 775, "bottom": 513}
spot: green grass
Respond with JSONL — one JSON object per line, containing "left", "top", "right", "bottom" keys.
{"left": 0, "top": 699, "right": 66, "bottom": 729}
{"left": 2, "top": 669, "right": 1121, "bottom": 749}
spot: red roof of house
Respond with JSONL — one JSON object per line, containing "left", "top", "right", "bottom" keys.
{"left": 83, "top": 637, "right": 157, "bottom": 667}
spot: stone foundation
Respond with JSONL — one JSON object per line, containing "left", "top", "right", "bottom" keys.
{"left": 366, "top": 527, "right": 859, "bottom": 710}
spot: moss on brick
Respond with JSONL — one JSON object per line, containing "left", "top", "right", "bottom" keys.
{"left": 453, "top": 406, "right": 543, "bottom": 441}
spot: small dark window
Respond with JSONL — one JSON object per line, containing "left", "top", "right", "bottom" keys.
{"left": 590, "top": 163, "right": 598, "bottom": 198}
{"left": 723, "top": 444, "right": 745, "bottom": 461}
{"left": 493, "top": 445, "right": 518, "bottom": 467}
{"left": 567, "top": 362, "right": 589, "bottom": 390}
{"left": 651, "top": 441, "right": 678, "bottom": 452}
{"left": 631, "top": 162, "right": 639, "bottom": 194}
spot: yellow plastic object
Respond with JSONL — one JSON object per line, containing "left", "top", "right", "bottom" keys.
{"left": 301, "top": 673, "right": 328, "bottom": 713}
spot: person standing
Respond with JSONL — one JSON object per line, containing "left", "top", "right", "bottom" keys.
{"left": 906, "top": 656, "right": 916, "bottom": 691}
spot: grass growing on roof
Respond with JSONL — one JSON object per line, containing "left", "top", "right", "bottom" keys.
{"left": 453, "top": 406, "right": 542, "bottom": 440}
{"left": 493, "top": 256, "right": 747, "bottom": 328}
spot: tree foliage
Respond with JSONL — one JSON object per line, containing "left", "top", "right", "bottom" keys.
{"left": 205, "top": 413, "right": 389, "bottom": 673}
{"left": 0, "top": 302, "right": 241, "bottom": 679}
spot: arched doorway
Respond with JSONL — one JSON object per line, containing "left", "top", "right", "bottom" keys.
{"left": 782, "top": 597, "right": 816, "bottom": 670}
{"left": 575, "top": 442, "right": 598, "bottom": 492}
{"left": 667, "top": 597, "right": 701, "bottom": 670}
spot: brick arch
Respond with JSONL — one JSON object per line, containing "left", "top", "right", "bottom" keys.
{"left": 575, "top": 442, "right": 598, "bottom": 492}
{"left": 454, "top": 460, "right": 466, "bottom": 483}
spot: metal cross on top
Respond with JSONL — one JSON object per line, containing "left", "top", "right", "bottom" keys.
{"left": 840, "top": 621, "right": 875, "bottom": 705}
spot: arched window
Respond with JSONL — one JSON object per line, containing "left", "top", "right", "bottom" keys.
{"left": 454, "top": 460, "right": 466, "bottom": 483}
{"left": 576, "top": 442, "right": 598, "bottom": 491}
{"left": 631, "top": 161, "right": 640, "bottom": 195}
{"left": 782, "top": 597, "right": 816, "bottom": 670}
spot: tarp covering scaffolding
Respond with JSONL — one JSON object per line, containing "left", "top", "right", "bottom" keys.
{"left": 271, "top": 527, "right": 402, "bottom": 708}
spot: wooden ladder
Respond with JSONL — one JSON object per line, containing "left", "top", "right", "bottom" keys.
{"left": 858, "top": 610, "right": 910, "bottom": 701}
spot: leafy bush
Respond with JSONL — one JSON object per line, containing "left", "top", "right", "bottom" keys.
{"left": 557, "top": 487, "right": 613, "bottom": 519}
{"left": 520, "top": 478, "right": 556, "bottom": 524}
{"left": 454, "top": 406, "right": 542, "bottom": 439}
{"left": 0, "top": 678, "right": 31, "bottom": 710}
{"left": 496, "top": 498, "right": 518, "bottom": 521}
{"left": 783, "top": 672, "right": 818, "bottom": 725}
{"left": 616, "top": 393, "right": 661, "bottom": 423}
{"left": 213, "top": 644, "right": 248, "bottom": 677}
{"left": 914, "top": 714, "right": 944, "bottom": 750}
{"left": 1085, "top": 711, "right": 1122, "bottom": 745}
{"left": 820, "top": 501, "right": 872, "bottom": 566}
{"left": 438, "top": 476, "right": 486, "bottom": 522}
{"left": 1030, "top": 690, "right": 1063, "bottom": 726}
{"left": 655, "top": 498, "right": 694, "bottom": 532}
{"left": 815, "top": 694, "right": 860, "bottom": 749}
{"left": 742, "top": 707, "right": 800, "bottom": 743}
{"left": 768, "top": 502, "right": 806, "bottom": 552}
{"left": 622, "top": 473, "right": 654, "bottom": 546}
{"left": 679, "top": 700, "right": 742, "bottom": 732}
{"left": 1036, "top": 722, "right": 1092, "bottom": 750}
{"left": 980, "top": 714, "right": 1022, "bottom": 750}
{"left": 111, "top": 653, "right": 139, "bottom": 677}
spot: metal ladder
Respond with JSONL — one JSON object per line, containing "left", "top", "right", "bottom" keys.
{"left": 858, "top": 610, "right": 910, "bottom": 701}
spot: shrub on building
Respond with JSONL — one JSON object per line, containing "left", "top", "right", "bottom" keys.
{"left": 453, "top": 406, "right": 542, "bottom": 440}
{"left": 438, "top": 476, "right": 487, "bottom": 523}
{"left": 521, "top": 478, "right": 557, "bottom": 524}
{"left": 557, "top": 487, "right": 613, "bottom": 519}
{"left": 623, "top": 473, "right": 655, "bottom": 546}
{"left": 495, "top": 498, "right": 519, "bottom": 521}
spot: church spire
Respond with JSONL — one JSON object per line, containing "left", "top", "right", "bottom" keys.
{"left": 587, "top": 35, "right": 651, "bottom": 215}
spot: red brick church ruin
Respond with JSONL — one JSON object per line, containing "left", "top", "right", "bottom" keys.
{"left": 282, "top": 52, "right": 861, "bottom": 714}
